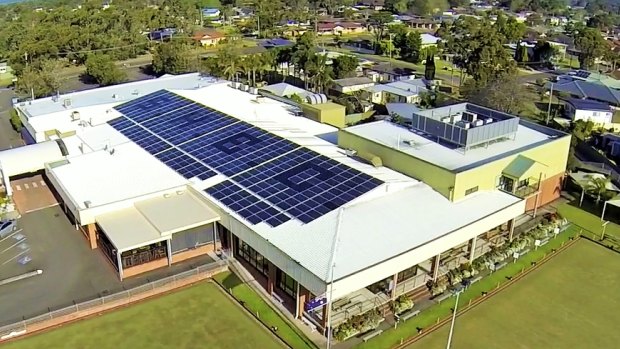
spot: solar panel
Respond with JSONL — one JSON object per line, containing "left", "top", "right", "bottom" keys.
{"left": 154, "top": 148, "right": 216, "bottom": 180}
{"left": 234, "top": 148, "right": 383, "bottom": 223}
{"left": 141, "top": 103, "right": 238, "bottom": 145}
{"left": 206, "top": 180, "right": 290, "bottom": 227}
{"left": 114, "top": 90, "right": 193, "bottom": 123}
{"left": 118, "top": 125, "right": 171, "bottom": 154}
{"left": 108, "top": 116, "right": 135, "bottom": 131}
{"left": 179, "top": 122, "right": 299, "bottom": 176}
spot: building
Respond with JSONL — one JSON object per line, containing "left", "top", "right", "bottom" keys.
{"left": 148, "top": 28, "right": 176, "bottom": 41}
{"left": 564, "top": 98, "right": 613, "bottom": 124}
{"left": 549, "top": 79, "right": 620, "bottom": 107}
{"left": 420, "top": 33, "right": 440, "bottom": 47}
{"left": 562, "top": 70, "right": 620, "bottom": 90}
{"left": 6, "top": 75, "right": 569, "bottom": 337}
{"left": 364, "top": 64, "right": 416, "bottom": 83}
{"left": 339, "top": 103, "right": 571, "bottom": 210}
{"left": 332, "top": 77, "right": 375, "bottom": 94}
{"left": 316, "top": 22, "right": 366, "bottom": 36}
{"left": 0, "top": 63, "right": 7, "bottom": 74}
{"left": 202, "top": 8, "right": 221, "bottom": 19}
{"left": 192, "top": 30, "right": 226, "bottom": 47}
{"left": 362, "top": 80, "right": 428, "bottom": 105}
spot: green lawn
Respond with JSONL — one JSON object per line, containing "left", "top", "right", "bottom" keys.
{"left": 213, "top": 272, "right": 317, "bottom": 349}
{"left": 407, "top": 239, "right": 620, "bottom": 349}
{"left": 557, "top": 202, "right": 620, "bottom": 239}
{"left": 2, "top": 281, "right": 285, "bottom": 349}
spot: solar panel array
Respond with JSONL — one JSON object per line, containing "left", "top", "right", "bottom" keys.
{"left": 109, "top": 89, "right": 383, "bottom": 227}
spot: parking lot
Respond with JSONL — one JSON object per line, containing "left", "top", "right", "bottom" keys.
{"left": 0, "top": 205, "right": 217, "bottom": 327}
{"left": 10, "top": 174, "right": 58, "bottom": 214}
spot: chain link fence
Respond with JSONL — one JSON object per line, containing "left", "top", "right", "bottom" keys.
{"left": 0, "top": 258, "right": 228, "bottom": 340}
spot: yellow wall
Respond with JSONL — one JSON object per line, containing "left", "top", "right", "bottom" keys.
{"left": 452, "top": 136, "right": 571, "bottom": 200}
{"left": 339, "top": 130, "right": 456, "bottom": 198}
{"left": 302, "top": 103, "right": 346, "bottom": 128}
{"left": 339, "top": 128, "right": 571, "bottom": 202}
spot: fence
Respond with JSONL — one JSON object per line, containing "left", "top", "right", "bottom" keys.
{"left": 0, "top": 258, "right": 228, "bottom": 341}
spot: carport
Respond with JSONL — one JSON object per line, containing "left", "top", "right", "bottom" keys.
{"left": 95, "top": 190, "right": 220, "bottom": 280}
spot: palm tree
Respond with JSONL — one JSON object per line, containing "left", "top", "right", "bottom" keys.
{"left": 585, "top": 175, "right": 611, "bottom": 205}
{"left": 305, "top": 54, "right": 333, "bottom": 93}
{"left": 239, "top": 56, "right": 252, "bottom": 85}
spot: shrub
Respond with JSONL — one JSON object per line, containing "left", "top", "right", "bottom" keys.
{"left": 9, "top": 109, "right": 22, "bottom": 132}
{"left": 392, "top": 295, "right": 414, "bottom": 315}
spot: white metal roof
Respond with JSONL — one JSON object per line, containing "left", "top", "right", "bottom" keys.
{"left": 135, "top": 190, "right": 220, "bottom": 235}
{"left": 364, "top": 84, "right": 417, "bottom": 97}
{"left": 48, "top": 142, "right": 187, "bottom": 209}
{"left": 96, "top": 206, "right": 167, "bottom": 252}
{"left": 0, "top": 141, "right": 64, "bottom": 177}
{"left": 344, "top": 120, "right": 556, "bottom": 172}
{"left": 16, "top": 73, "right": 214, "bottom": 118}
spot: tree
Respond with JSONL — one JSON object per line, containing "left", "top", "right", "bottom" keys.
{"left": 424, "top": 53, "right": 436, "bottom": 81}
{"left": 395, "top": 31, "right": 422, "bottom": 64}
{"left": 587, "top": 14, "right": 614, "bottom": 31}
{"left": 332, "top": 55, "right": 359, "bottom": 79}
{"left": 585, "top": 175, "right": 611, "bottom": 205}
{"left": 494, "top": 13, "right": 525, "bottom": 44}
{"left": 152, "top": 41, "right": 196, "bottom": 75}
{"left": 410, "top": 0, "right": 449, "bottom": 16}
{"left": 369, "top": 11, "right": 394, "bottom": 51}
{"left": 15, "top": 66, "right": 51, "bottom": 98}
{"left": 85, "top": 54, "right": 126, "bottom": 86}
{"left": 385, "top": 0, "right": 408, "bottom": 13}
{"left": 574, "top": 27, "right": 608, "bottom": 69}
{"left": 533, "top": 41, "right": 556, "bottom": 63}
{"left": 448, "top": 0, "right": 470, "bottom": 7}
{"left": 462, "top": 75, "right": 527, "bottom": 114}
{"left": 305, "top": 54, "right": 333, "bottom": 93}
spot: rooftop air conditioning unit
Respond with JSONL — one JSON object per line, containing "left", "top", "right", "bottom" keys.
{"left": 473, "top": 119, "right": 484, "bottom": 127}
{"left": 462, "top": 111, "right": 477, "bottom": 122}
{"left": 455, "top": 120, "right": 470, "bottom": 129}
{"left": 71, "top": 111, "right": 81, "bottom": 121}
{"left": 63, "top": 98, "right": 72, "bottom": 108}
{"left": 485, "top": 118, "right": 493, "bottom": 124}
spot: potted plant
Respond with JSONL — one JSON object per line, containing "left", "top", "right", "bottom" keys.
{"left": 431, "top": 280, "right": 448, "bottom": 296}
{"left": 392, "top": 295, "right": 414, "bottom": 315}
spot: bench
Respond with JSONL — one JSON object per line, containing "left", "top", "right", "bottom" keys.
{"left": 435, "top": 292, "right": 453, "bottom": 303}
{"left": 540, "top": 238, "right": 550, "bottom": 246}
{"left": 332, "top": 298, "right": 350, "bottom": 311}
{"left": 400, "top": 310, "right": 420, "bottom": 322}
{"left": 362, "top": 329, "right": 383, "bottom": 342}
{"left": 272, "top": 293, "right": 284, "bottom": 304}
{"left": 301, "top": 317, "right": 317, "bottom": 333}
{"left": 494, "top": 262, "right": 507, "bottom": 271}
{"left": 520, "top": 248, "right": 531, "bottom": 256}
{"left": 470, "top": 276, "right": 483, "bottom": 285}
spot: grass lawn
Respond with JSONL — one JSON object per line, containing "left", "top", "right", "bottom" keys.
{"left": 213, "top": 272, "right": 317, "bottom": 349}
{"left": 407, "top": 239, "right": 620, "bottom": 349}
{"left": 2, "top": 281, "right": 285, "bottom": 349}
{"left": 557, "top": 202, "right": 620, "bottom": 239}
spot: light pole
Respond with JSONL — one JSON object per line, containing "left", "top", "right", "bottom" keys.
{"left": 326, "top": 208, "right": 344, "bottom": 349}
{"left": 546, "top": 82, "right": 554, "bottom": 125}
{"left": 445, "top": 286, "right": 464, "bottom": 349}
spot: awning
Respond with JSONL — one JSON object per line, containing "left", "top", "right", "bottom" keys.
{"left": 96, "top": 207, "right": 166, "bottom": 252}
{"left": 134, "top": 190, "right": 220, "bottom": 235}
{"left": 568, "top": 171, "right": 620, "bottom": 192}
{"left": 503, "top": 155, "right": 539, "bottom": 179}
{"left": 96, "top": 189, "right": 220, "bottom": 252}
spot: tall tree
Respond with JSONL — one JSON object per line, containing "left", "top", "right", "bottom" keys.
{"left": 424, "top": 53, "right": 436, "bottom": 81}
{"left": 410, "top": 0, "right": 449, "bottom": 16}
{"left": 396, "top": 31, "right": 422, "bottom": 64}
{"left": 574, "top": 27, "right": 608, "bottom": 69}
{"left": 462, "top": 74, "right": 527, "bottom": 114}
{"left": 85, "top": 54, "right": 127, "bottom": 86}
{"left": 332, "top": 55, "right": 359, "bottom": 79}
{"left": 152, "top": 41, "right": 196, "bottom": 75}
{"left": 533, "top": 41, "right": 556, "bottom": 63}
{"left": 369, "top": 11, "right": 394, "bottom": 51}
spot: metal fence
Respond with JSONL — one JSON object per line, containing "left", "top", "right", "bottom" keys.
{"left": 0, "top": 258, "right": 228, "bottom": 340}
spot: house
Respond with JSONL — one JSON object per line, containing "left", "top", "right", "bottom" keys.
{"left": 405, "top": 17, "right": 440, "bottom": 30}
{"left": 192, "top": 30, "right": 226, "bottom": 47}
{"left": 547, "top": 80, "right": 620, "bottom": 107}
{"left": 357, "top": 0, "right": 384, "bottom": 10}
{"left": 0, "top": 63, "right": 7, "bottom": 74}
{"left": 564, "top": 98, "right": 613, "bottom": 124}
{"left": 332, "top": 77, "right": 375, "bottom": 94}
{"left": 102, "top": 0, "right": 110, "bottom": 10}
{"left": 562, "top": 70, "right": 620, "bottom": 90}
{"left": 364, "top": 64, "right": 416, "bottom": 83}
{"left": 202, "top": 8, "right": 221, "bottom": 19}
{"left": 420, "top": 33, "right": 440, "bottom": 47}
{"left": 361, "top": 79, "right": 428, "bottom": 104}
{"left": 316, "top": 22, "right": 366, "bottom": 36}
{"left": 261, "top": 38, "right": 294, "bottom": 49}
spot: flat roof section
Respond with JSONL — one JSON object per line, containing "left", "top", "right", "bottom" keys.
{"left": 96, "top": 206, "right": 167, "bottom": 252}
{"left": 135, "top": 190, "right": 220, "bottom": 235}
{"left": 344, "top": 120, "right": 560, "bottom": 172}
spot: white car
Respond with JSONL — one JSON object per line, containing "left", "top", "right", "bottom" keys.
{"left": 0, "top": 220, "right": 17, "bottom": 238}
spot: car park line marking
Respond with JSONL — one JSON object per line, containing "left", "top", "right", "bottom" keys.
{"left": 24, "top": 203, "right": 59, "bottom": 214}
{"left": 1, "top": 239, "right": 26, "bottom": 254}
{"left": 0, "top": 229, "right": 23, "bottom": 245}
{"left": 23, "top": 183, "right": 29, "bottom": 189}
{"left": 40, "top": 181, "right": 46, "bottom": 186}
{"left": 1, "top": 249, "right": 31, "bottom": 265}
{"left": 14, "top": 185, "right": 21, "bottom": 191}
{"left": 31, "top": 182, "right": 37, "bottom": 188}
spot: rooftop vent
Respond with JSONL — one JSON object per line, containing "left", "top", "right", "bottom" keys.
{"left": 71, "top": 111, "right": 81, "bottom": 121}
{"left": 84, "top": 200, "right": 92, "bottom": 208}
{"left": 132, "top": 89, "right": 139, "bottom": 95}
{"left": 345, "top": 149, "right": 357, "bottom": 156}
{"left": 63, "top": 98, "right": 72, "bottom": 108}
{"left": 112, "top": 94, "right": 119, "bottom": 99}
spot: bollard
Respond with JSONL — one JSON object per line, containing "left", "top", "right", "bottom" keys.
{"left": 437, "top": 317, "right": 440, "bottom": 324}
{"left": 257, "top": 311, "right": 259, "bottom": 318}
{"left": 401, "top": 338, "right": 404, "bottom": 345}
{"left": 497, "top": 282, "right": 500, "bottom": 289}
{"left": 394, "top": 322, "right": 397, "bottom": 329}
{"left": 468, "top": 299, "right": 472, "bottom": 306}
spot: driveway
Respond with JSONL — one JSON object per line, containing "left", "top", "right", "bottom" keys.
{"left": 11, "top": 174, "right": 58, "bottom": 214}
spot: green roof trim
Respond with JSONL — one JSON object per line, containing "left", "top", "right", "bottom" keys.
{"left": 503, "top": 155, "right": 536, "bottom": 179}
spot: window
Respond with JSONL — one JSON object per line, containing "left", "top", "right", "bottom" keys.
{"left": 518, "top": 178, "right": 530, "bottom": 189}
{"left": 236, "top": 240, "right": 268, "bottom": 276}
{"left": 397, "top": 266, "right": 418, "bottom": 283}
{"left": 498, "top": 176, "right": 514, "bottom": 193}
{"left": 465, "top": 186, "right": 479, "bottom": 196}
{"left": 276, "top": 270, "right": 297, "bottom": 297}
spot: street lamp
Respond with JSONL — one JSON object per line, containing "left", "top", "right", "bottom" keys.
{"left": 445, "top": 285, "right": 464, "bottom": 349}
